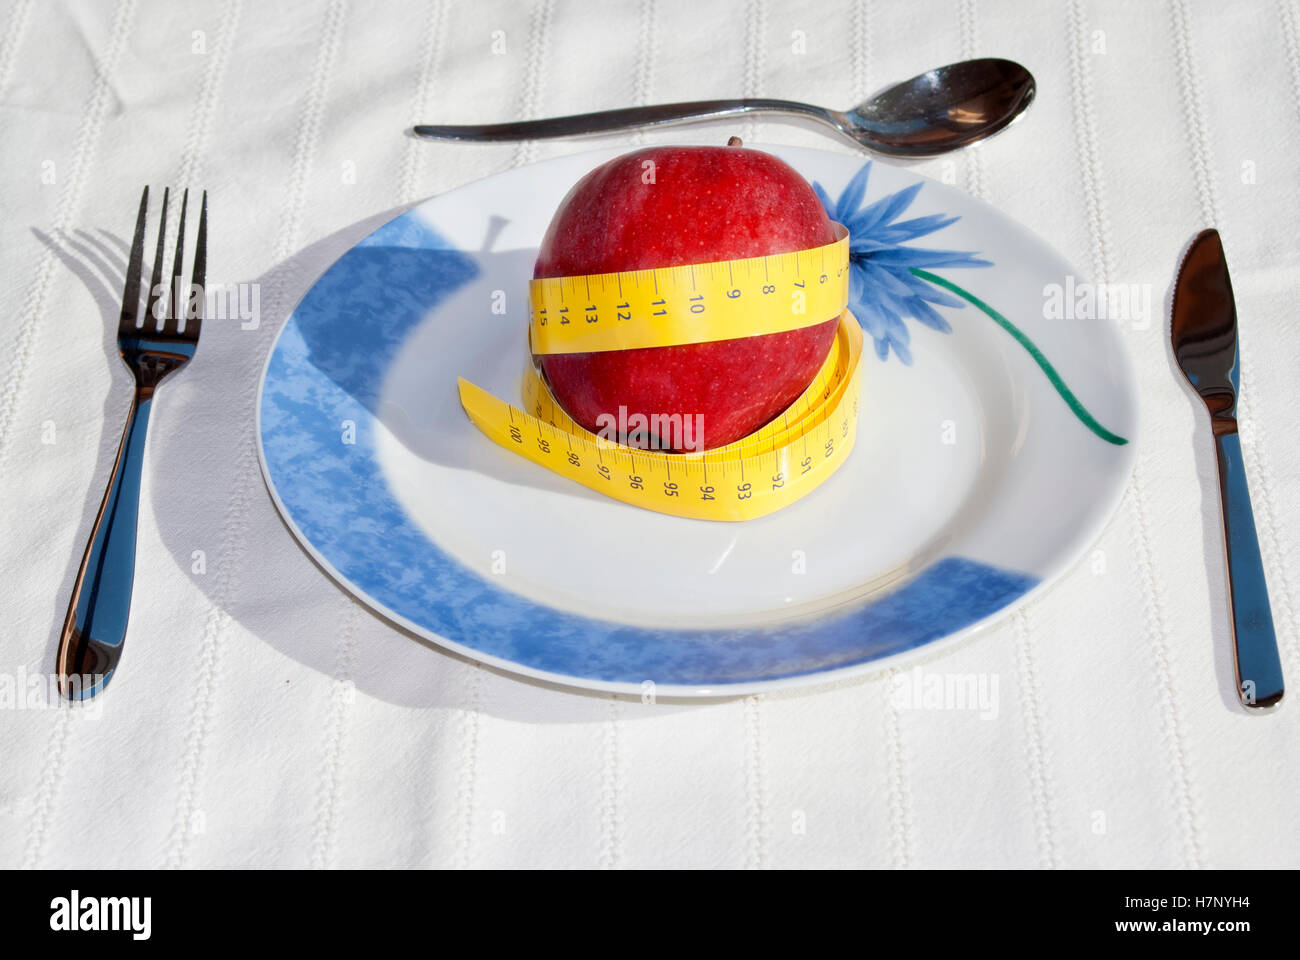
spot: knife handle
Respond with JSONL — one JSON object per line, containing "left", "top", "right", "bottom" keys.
{"left": 1213, "top": 427, "right": 1284, "bottom": 708}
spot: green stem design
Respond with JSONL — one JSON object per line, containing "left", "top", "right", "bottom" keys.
{"left": 911, "top": 268, "right": 1129, "bottom": 446}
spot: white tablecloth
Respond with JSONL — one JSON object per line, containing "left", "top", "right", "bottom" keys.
{"left": 2, "top": 0, "right": 1297, "bottom": 869}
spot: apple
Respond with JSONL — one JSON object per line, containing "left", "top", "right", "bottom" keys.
{"left": 533, "top": 142, "right": 839, "bottom": 451}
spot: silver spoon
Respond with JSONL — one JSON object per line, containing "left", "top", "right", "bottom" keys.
{"left": 413, "top": 58, "right": 1034, "bottom": 158}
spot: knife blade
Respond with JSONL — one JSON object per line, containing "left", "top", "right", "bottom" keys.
{"left": 1171, "top": 228, "right": 1283, "bottom": 709}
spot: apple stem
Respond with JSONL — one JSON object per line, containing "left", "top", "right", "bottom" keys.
{"left": 727, "top": 136, "right": 743, "bottom": 147}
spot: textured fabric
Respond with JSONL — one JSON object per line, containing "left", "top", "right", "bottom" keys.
{"left": 0, "top": 0, "right": 1297, "bottom": 868}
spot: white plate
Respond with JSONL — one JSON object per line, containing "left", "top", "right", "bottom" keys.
{"left": 257, "top": 145, "right": 1138, "bottom": 696}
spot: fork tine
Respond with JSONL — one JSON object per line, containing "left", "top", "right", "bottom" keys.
{"left": 118, "top": 187, "right": 149, "bottom": 334}
{"left": 144, "top": 187, "right": 170, "bottom": 330}
{"left": 164, "top": 189, "right": 188, "bottom": 334}
{"left": 187, "top": 191, "right": 207, "bottom": 341}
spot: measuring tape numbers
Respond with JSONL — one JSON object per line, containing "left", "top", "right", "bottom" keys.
{"left": 528, "top": 224, "right": 849, "bottom": 355}
{"left": 458, "top": 222, "right": 863, "bottom": 521}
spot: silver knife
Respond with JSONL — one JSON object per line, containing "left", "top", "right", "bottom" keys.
{"left": 1171, "top": 228, "right": 1283, "bottom": 709}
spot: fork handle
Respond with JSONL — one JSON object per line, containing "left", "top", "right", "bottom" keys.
{"left": 57, "top": 390, "right": 152, "bottom": 699}
{"left": 1214, "top": 426, "right": 1284, "bottom": 708}
{"left": 413, "top": 98, "right": 839, "bottom": 142}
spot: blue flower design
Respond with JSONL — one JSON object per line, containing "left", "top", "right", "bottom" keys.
{"left": 813, "top": 162, "right": 991, "bottom": 364}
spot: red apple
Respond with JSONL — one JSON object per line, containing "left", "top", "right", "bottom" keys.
{"left": 533, "top": 144, "right": 839, "bottom": 451}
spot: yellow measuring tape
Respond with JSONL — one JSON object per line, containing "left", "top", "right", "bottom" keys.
{"left": 457, "top": 223, "right": 863, "bottom": 522}
{"left": 529, "top": 224, "right": 850, "bottom": 354}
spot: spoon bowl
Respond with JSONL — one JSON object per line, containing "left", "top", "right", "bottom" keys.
{"left": 842, "top": 58, "right": 1035, "bottom": 156}
{"left": 412, "top": 58, "right": 1035, "bottom": 158}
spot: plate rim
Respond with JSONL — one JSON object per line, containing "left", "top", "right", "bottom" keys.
{"left": 255, "top": 143, "right": 1139, "bottom": 697}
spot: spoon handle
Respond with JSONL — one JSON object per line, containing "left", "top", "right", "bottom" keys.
{"left": 1214, "top": 425, "right": 1284, "bottom": 708}
{"left": 413, "top": 99, "right": 838, "bottom": 142}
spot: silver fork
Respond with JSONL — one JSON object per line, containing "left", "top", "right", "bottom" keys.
{"left": 56, "top": 186, "right": 207, "bottom": 700}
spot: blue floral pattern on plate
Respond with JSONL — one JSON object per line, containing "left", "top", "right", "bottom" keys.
{"left": 813, "top": 161, "right": 991, "bottom": 364}
{"left": 815, "top": 162, "right": 1128, "bottom": 447}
